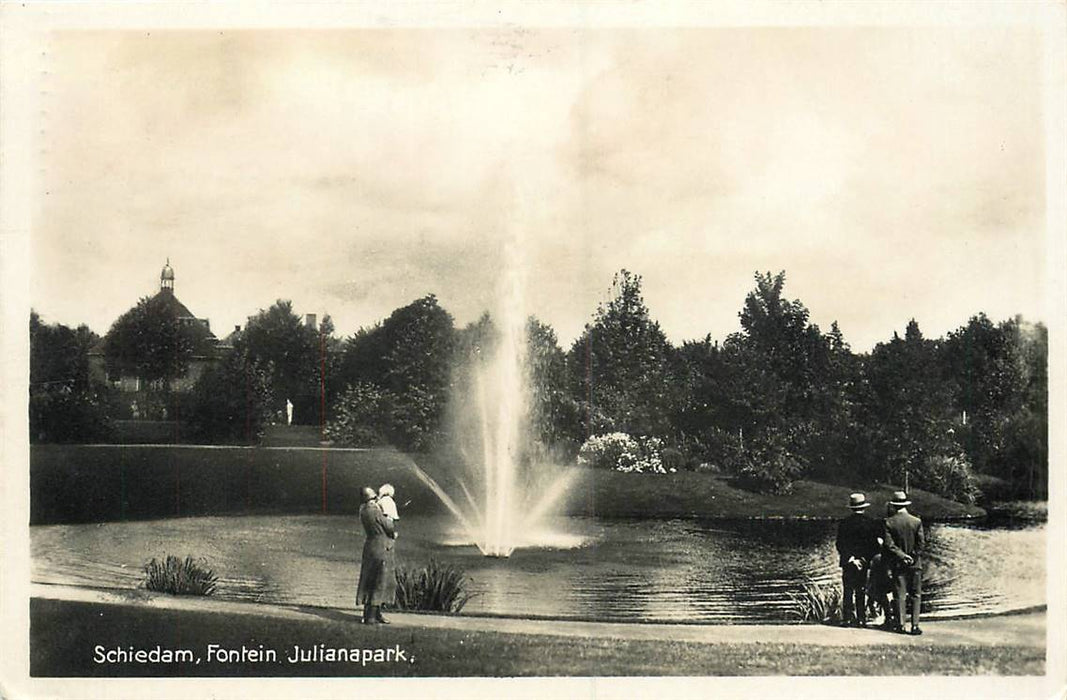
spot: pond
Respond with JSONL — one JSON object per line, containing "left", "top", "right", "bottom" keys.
{"left": 31, "top": 514, "right": 1045, "bottom": 623}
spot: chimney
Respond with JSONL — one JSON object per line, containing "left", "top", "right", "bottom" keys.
{"left": 305, "top": 313, "right": 317, "bottom": 330}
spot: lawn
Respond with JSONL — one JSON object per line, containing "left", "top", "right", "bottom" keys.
{"left": 31, "top": 444, "right": 984, "bottom": 525}
{"left": 30, "top": 598, "right": 1042, "bottom": 677}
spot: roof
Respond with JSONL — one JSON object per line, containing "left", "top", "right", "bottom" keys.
{"left": 153, "top": 288, "right": 198, "bottom": 321}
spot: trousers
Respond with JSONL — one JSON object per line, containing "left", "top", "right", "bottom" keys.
{"left": 841, "top": 564, "right": 869, "bottom": 624}
{"left": 892, "top": 566, "right": 922, "bottom": 630}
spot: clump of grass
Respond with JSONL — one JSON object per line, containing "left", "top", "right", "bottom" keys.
{"left": 394, "top": 557, "right": 476, "bottom": 613}
{"left": 143, "top": 555, "right": 218, "bottom": 596}
{"left": 787, "top": 578, "right": 842, "bottom": 625}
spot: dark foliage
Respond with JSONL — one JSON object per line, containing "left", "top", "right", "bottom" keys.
{"left": 102, "top": 295, "right": 200, "bottom": 385}
{"left": 335, "top": 295, "right": 455, "bottom": 451}
{"left": 394, "top": 558, "right": 476, "bottom": 613}
{"left": 29, "top": 311, "right": 112, "bottom": 443}
{"left": 143, "top": 555, "right": 218, "bottom": 596}
{"left": 236, "top": 301, "right": 334, "bottom": 425}
{"left": 185, "top": 348, "right": 275, "bottom": 444}
{"left": 566, "top": 270, "right": 676, "bottom": 440}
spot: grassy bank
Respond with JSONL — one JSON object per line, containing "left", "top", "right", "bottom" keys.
{"left": 31, "top": 445, "right": 984, "bottom": 525}
{"left": 563, "top": 468, "right": 984, "bottom": 521}
{"left": 30, "top": 598, "right": 1043, "bottom": 677}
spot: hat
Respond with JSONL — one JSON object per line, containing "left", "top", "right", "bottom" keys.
{"left": 378, "top": 483, "right": 395, "bottom": 497}
{"left": 848, "top": 493, "right": 871, "bottom": 510}
{"left": 889, "top": 490, "right": 911, "bottom": 507}
{"left": 360, "top": 486, "right": 377, "bottom": 503}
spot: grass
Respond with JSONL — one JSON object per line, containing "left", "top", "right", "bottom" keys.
{"left": 30, "top": 598, "right": 1045, "bottom": 677}
{"left": 984, "top": 501, "right": 1048, "bottom": 522}
{"left": 394, "top": 558, "right": 476, "bottom": 613}
{"left": 787, "top": 579, "right": 842, "bottom": 625}
{"left": 143, "top": 555, "right": 218, "bottom": 596}
{"left": 31, "top": 444, "right": 987, "bottom": 526}
{"left": 561, "top": 466, "right": 986, "bottom": 521}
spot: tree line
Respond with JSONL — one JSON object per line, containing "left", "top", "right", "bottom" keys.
{"left": 29, "top": 270, "right": 1047, "bottom": 502}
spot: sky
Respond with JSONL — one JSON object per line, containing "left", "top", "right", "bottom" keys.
{"left": 31, "top": 27, "right": 1049, "bottom": 351}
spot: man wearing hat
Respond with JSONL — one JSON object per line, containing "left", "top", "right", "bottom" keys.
{"left": 882, "top": 490, "right": 925, "bottom": 635}
{"left": 835, "top": 492, "right": 881, "bottom": 627}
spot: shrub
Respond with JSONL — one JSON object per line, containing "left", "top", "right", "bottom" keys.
{"left": 735, "top": 429, "right": 805, "bottom": 494}
{"left": 660, "top": 447, "right": 686, "bottom": 472}
{"left": 394, "top": 558, "right": 475, "bottom": 613}
{"left": 143, "top": 555, "right": 218, "bottom": 596}
{"left": 787, "top": 578, "right": 842, "bottom": 624}
{"left": 686, "top": 426, "right": 744, "bottom": 473}
{"left": 912, "top": 453, "right": 981, "bottom": 505}
{"left": 387, "top": 384, "right": 446, "bottom": 452}
{"left": 185, "top": 350, "right": 274, "bottom": 444}
{"left": 325, "top": 382, "right": 394, "bottom": 447}
{"left": 577, "top": 432, "right": 666, "bottom": 473}
{"left": 29, "top": 384, "right": 113, "bottom": 444}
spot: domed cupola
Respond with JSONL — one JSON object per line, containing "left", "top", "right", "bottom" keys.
{"left": 160, "top": 258, "right": 175, "bottom": 292}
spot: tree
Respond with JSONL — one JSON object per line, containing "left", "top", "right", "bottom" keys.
{"left": 30, "top": 311, "right": 111, "bottom": 442}
{"left": 566, "top": 270, "right": 675, "bottom": 438}
{"left": 103, "top": 296, "right": 198, "bottom": 386}
{"left": 337, "top": 295, "right": 456, "bottom": 450}
{"left": 526, "top": 316, "right": 582, "bottom": 455}
{"left": 711, "top": 271, "right": 858, "bottom": 488}
{"left": 863, "top": 319, "right": 961, "bottom": 490}
{"left": 671, "top": 336, "right": 743, "bottom": 469}
{"left": 237, "top": 300, "right": 324, "bottom": 423}
{"left": 185, "top": 348, "right": 274, "bottom": 443}
{"left": 942, "top": 315, "right": 1047, "bottom": 499}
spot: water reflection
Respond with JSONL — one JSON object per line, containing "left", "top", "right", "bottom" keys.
{"left": 31, "top": 514, "right": 1045, "bottom": 623}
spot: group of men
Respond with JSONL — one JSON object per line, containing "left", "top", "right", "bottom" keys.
{"left": 835, "top": 490, "right": 925, "bottom": 635}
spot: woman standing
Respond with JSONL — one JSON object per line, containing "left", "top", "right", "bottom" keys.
{"left": 356, "top": 486, "right": 396, "bottom": 625}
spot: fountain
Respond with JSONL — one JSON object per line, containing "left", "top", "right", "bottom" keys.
{"left": 410, "top": 232, "right": 577, "bottom": 557}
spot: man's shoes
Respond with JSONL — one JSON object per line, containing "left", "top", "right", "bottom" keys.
{"left": 894, "top": 626, "right": 908, "bottom": 634}
{"left": 909, "top": 627, "right": 923, "bottom": 636}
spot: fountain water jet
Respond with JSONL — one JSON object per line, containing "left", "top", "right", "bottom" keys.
{"left": 411, "top": 227, "right": 578, "bottom": 557}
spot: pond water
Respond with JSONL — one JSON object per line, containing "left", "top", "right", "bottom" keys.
{"left": 31, "top": 514, "right": 1046, "bottom": 623}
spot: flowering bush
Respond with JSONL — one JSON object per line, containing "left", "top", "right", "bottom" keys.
{"left": 577, "top": 432, "right": 666, "bottom": 474}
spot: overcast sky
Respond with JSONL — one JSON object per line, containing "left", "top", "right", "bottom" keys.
{"left": 32, "top": 27, "right": 1048, "bottom": 351}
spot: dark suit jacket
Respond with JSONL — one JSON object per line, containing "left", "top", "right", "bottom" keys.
{"left": 836, "top": 512, "right": 880, "bottom": 567}
{"left": 883, "top": 509, "right": 924, "bottom": 569}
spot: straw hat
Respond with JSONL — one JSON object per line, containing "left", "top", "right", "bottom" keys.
{"left": 848, "top": 493, "right": 871, "bottom": 510}
{"left": 889, "top": 490, "right": 911, "bottom": 506}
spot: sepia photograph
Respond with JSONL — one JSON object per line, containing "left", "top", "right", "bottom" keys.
{"left": 1, "top": 2, "right": 1064, "bottom": 699}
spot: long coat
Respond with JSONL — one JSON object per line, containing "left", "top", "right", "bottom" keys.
{"left": 356, "top": 501, "right": 397, "bottom": 606}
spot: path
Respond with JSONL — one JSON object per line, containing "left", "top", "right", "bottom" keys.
{"left": 31, "top": 583, "right": 1045, "bottom": 649}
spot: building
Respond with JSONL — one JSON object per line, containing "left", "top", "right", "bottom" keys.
{"left": 88, "top": 261, "right": 232, "bottom": 400}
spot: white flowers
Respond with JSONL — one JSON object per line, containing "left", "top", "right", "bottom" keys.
{"left": 577, "top": 432, "right": 666, "bottom": 474}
